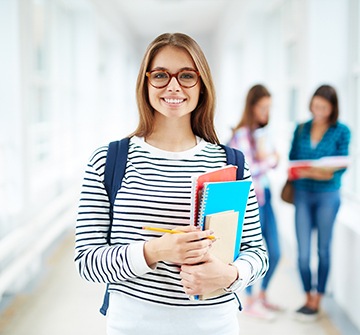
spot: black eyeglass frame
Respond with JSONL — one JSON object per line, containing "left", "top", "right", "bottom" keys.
{"left": 145, "top": 69, "right": 201, "bottom": 89}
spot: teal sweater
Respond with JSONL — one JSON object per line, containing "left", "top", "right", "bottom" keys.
{"left": 289, "top": 120, "right": 351, "bottom": 192}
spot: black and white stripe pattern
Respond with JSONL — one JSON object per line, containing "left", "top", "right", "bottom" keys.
{"left": 75, "top": 137, "right": 268, "bottom": 307}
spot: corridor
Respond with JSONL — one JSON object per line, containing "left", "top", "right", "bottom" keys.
{"left": 1, "top": 0, "right": 360, "bottom": 334}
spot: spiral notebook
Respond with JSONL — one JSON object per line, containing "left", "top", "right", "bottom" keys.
{"left": 190, "top": 165, "right": 238, "bottom": 225}
{"left": 192, "top": 180, "right": 251, "bottom": 301}
{"left": 197, "top": 180, "right": 252, "bottom": 260}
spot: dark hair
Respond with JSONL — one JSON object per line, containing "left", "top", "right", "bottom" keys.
{"left": 233, "top": 84, "right": 271, "bottom": 131}
{"left": 130, "top": 32, "right": 219, "bottom": 144}
{"left": 310, "top": 84, "right": 339, "bottom": 125}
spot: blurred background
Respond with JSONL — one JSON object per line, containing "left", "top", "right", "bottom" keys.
{"left": 0, "top": 0, "right": 359, "bottom": 334}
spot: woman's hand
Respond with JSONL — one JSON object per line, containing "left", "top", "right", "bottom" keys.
{"left": 179, "top": 255, "right": 238, "bottom": 296}
{"left": 143, "top": 226, "right": 214, "bottom": 267}
{"left": 296, "top": 166, "right": 334, "bottom": 180}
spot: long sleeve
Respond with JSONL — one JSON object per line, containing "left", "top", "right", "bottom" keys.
{"left": 74, "top": 146, "right": 153, "bottom": 284}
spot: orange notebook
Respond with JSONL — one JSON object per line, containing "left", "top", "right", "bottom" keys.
{"left": 190, "top": 165, "right": 237, "bottom": 225}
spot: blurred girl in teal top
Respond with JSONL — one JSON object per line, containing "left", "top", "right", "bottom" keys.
{"left": 289, "top": 85, "right": 351, "bottom": 322}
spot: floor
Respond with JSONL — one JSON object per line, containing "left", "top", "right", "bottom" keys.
{"left": 0, "top": 230, "right": 358, "bottom": 335}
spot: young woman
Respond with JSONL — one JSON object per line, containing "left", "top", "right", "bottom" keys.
{"left": 227, "top": 84, "right": 281, "bottom": 320}
{"left": 289, "top": 85, "right": 351, "bottom": 321}
{"left": 75, "top": 33, "right": 268, "bottom": 335}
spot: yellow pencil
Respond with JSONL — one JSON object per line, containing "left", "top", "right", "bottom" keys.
{"left": 142, "top": 226, "right": 216, "bottom": 240}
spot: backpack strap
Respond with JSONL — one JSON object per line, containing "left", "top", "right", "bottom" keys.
{"left": 100, "top": 137, "right": 130, "bottom": 316}
{"left": 104, "top": 138, "right": 130, "bottom": 243}
{"left": 220, "top": 144, "right": 245, "bottom": 180}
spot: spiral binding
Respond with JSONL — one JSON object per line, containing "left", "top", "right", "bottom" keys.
{"left": 196, "top": 185, "right": 210, "bottom": 229}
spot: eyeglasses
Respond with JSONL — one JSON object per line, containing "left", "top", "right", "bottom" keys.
{"left": 145, "top": 69, "right": 200, "bottom": 89}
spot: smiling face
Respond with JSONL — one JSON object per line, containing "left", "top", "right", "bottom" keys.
{"left": 147, "top": 46, "right": 201, "bottom": 121}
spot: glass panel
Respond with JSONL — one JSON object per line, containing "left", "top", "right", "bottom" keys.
{"left": 357, "top": 0, "right": 360, "bottom": 62}
{"left": 353, "top": 75, "right": 360, "bottom": 193}
{"left": 29, "top": 0, "right": 51, "bottom": 173}
{"left": 286, "top": 42, "right": 297, "bottom": 77}
{"left": 33, "top": 0, "right": 47, "bottom": 75}
{"left": 288, "top": 87, "right": 298, "bottom": 122}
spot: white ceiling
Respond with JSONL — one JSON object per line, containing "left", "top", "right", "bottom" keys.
{"left": 113, "top": 0, "right": 235, "bottom": 42}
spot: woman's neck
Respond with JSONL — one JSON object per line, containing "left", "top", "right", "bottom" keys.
{"left": 311, "top": 119, "right": 330, "bottom": 142}
{"left": 145, "top": 133, "right": 197, "bottom": 152}
{"left": 146, "top": 113, "right": 197, "bottom": 152}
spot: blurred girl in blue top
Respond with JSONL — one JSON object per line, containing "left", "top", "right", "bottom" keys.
{"left": 289, "top": 84, "right": 351, "bottom": 321}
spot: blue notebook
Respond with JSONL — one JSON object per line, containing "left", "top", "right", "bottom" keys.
{"left": 197, "top": 180, "right": 252, "bottom": 260}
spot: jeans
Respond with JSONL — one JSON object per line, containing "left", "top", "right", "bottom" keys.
{"left": 294, "top": 189, "right": 340, "bottom": 294}
{"left": 246, "top": 187, "right": 280, "bottom": 295}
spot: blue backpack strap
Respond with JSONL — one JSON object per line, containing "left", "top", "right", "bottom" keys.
{"left": 100, "top": 137, "right": 130, "bottom": 316}
{"left": 220, "top": 144, "right": 245, "bottom": 180}
{"left": 104, "top": 138, "right": 130, "bottom": 243}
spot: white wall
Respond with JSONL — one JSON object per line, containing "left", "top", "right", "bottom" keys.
{"left": 0, "top": 0, "right": 24, "bottom": 234}
{"left": 0, "top": 0, "right": 138, "bottom": 303}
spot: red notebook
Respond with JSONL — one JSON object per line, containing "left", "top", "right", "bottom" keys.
{"left": 190, "top": 165, "right": 237, "bottom": 225}
{"left": 288, "top": 156, "right": 350, "bottom": 180}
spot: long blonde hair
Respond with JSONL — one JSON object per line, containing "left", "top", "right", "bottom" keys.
{"left": 130, "top": 33, "right": 219, "bottom": 144}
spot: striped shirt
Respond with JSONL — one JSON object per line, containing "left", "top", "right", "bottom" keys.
{"left": 75, "top": 136, "right": 268, "bottom": 307}
{"left": 289, "top": 120, "right": 351, "bottom": 192}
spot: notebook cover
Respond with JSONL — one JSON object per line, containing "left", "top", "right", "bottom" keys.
{"left": 199, "top": 210, "right": 239, "bottom": 300}
{"left": 288, "top": 156, "right": 350, "bottom": 180}
{"left": 197, "top": 180, "right": 252, "bottom": 260}
{"left": 190, "top": 165, "right": 237, "bottom": 225}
